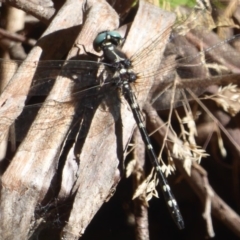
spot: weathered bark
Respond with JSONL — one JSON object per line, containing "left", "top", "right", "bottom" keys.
{"left": 0, "top": 0, "right": 175, "bottom": 239}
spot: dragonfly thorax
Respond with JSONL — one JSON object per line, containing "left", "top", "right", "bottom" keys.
{"left": 94, "top": 31, "right": 137, "bottom": 84}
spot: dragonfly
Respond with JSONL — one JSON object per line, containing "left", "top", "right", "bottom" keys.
{"left": 1, "top": 0, "right": 240, "bottom": 237}
{"left": 93, "top": 30, "right": 189, "bottom": 228}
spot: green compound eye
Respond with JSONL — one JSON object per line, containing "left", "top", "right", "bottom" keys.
{"left": 93, "top": 31, "right": 123, "bottom": 52}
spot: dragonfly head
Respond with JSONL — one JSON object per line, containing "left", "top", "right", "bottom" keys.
{"left": 93, "top": 31, "right": 124, "bottom": 52}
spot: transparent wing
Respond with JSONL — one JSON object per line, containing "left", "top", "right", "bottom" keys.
{"left": 0, "top": 59, "right": 116, "bottom": 142}
{"left": 148, "top": 32, "right": 240, "bottom": 110}
{"left": 128, "top": 4, "right": 240, "bottom": 110}
{"left": 1, "top": 59, "right": 111, "bottom": 98}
